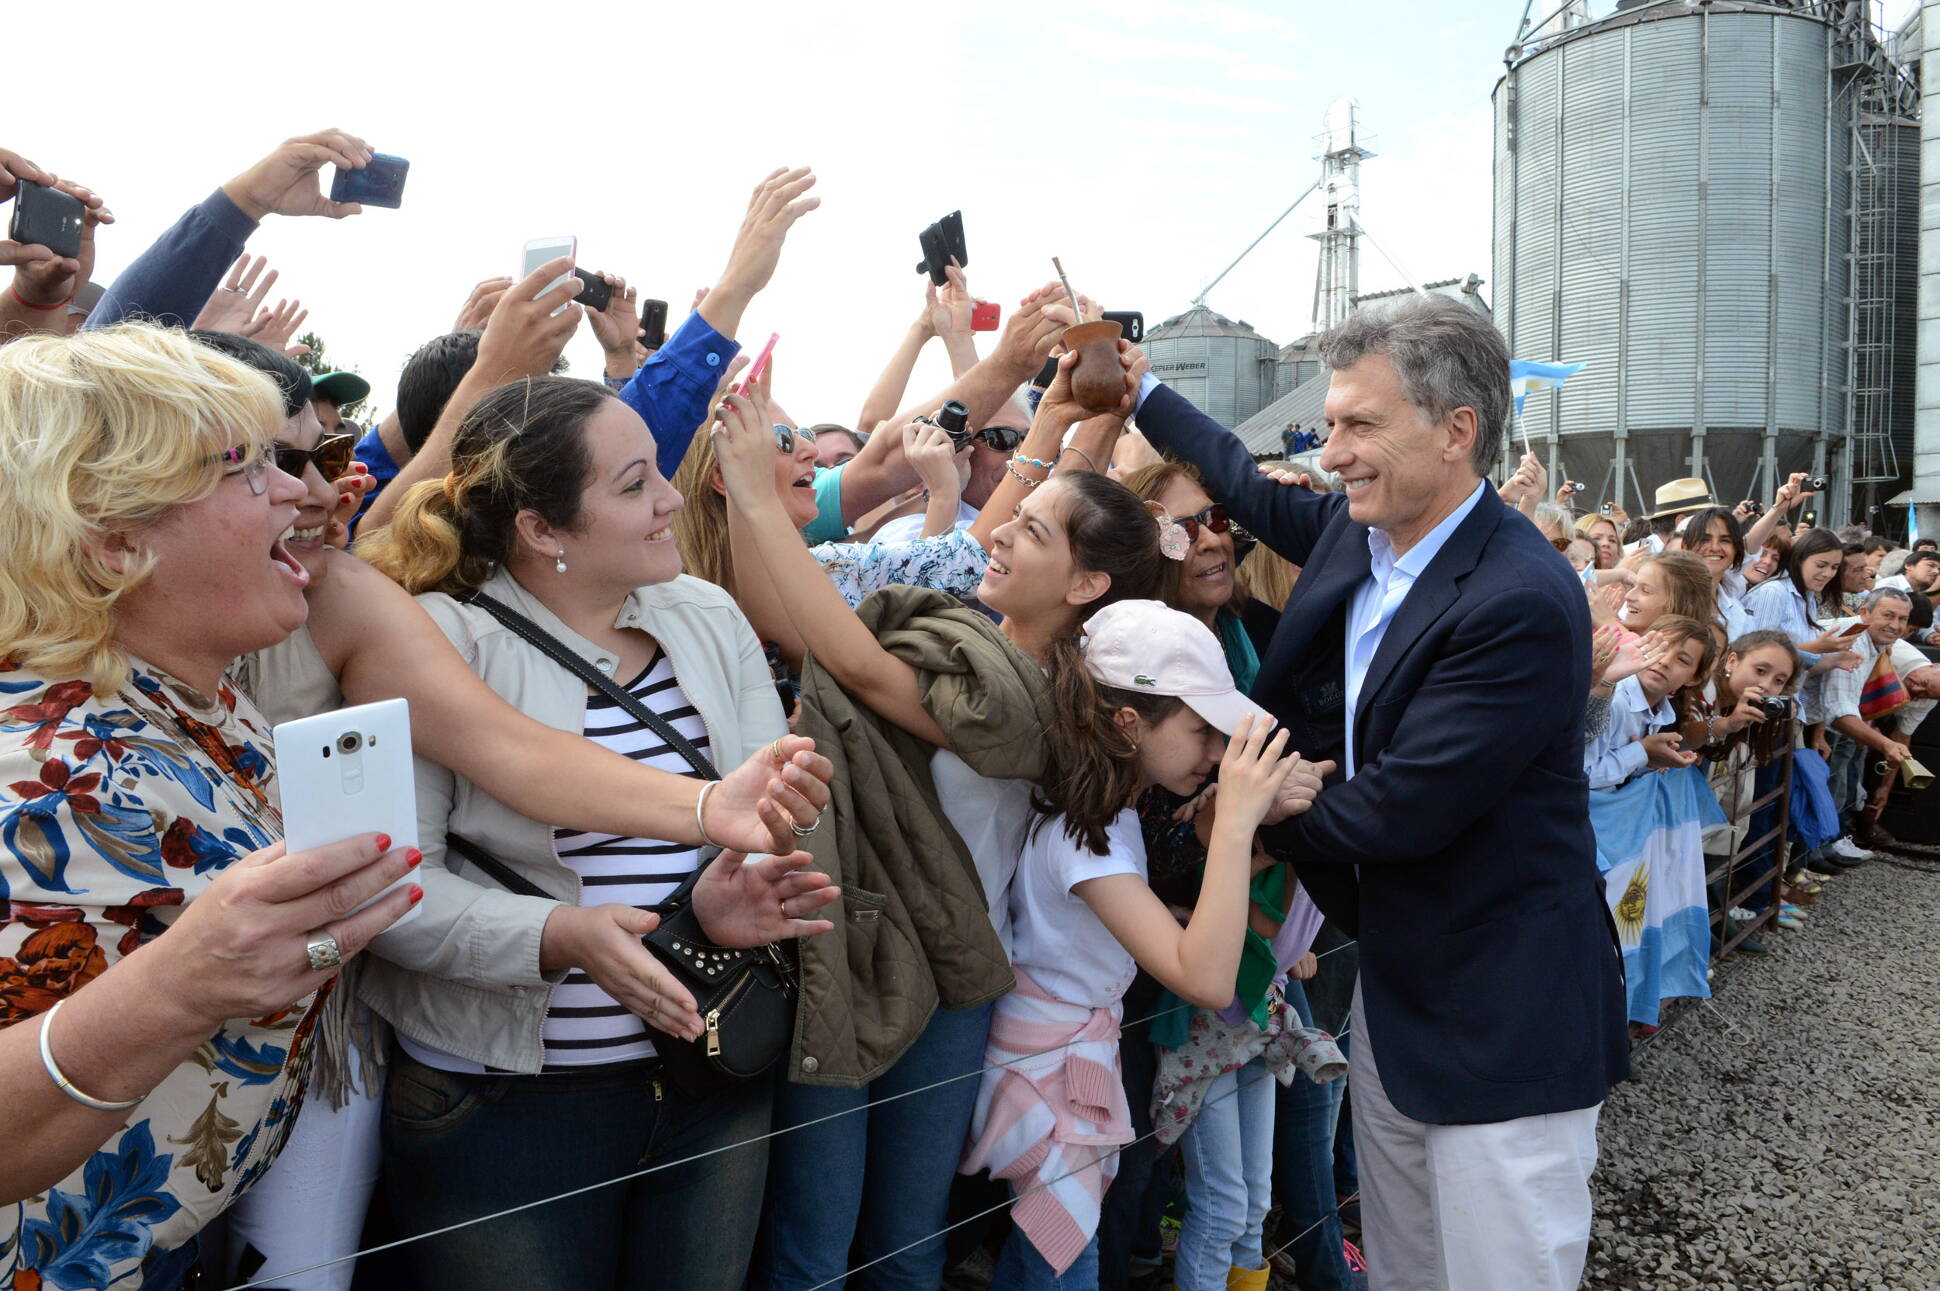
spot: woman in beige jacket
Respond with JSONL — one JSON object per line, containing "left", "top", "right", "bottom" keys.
{"left": 358, "top": 377, "right": 840, "bottom": 1291}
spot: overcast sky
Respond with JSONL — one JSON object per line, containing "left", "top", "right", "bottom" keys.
{"left": 26, "top": 0, "right": 1917, "bottom": 429}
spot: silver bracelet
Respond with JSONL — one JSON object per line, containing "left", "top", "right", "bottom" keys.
{"left": 695, "top": 779, "right": 722, "bottom": 849}
{"left": 39, "top": 998, "right": 144, "bottom": 1112}
{"left": 1059, "top": 444, "right": 1099, "bottom": 473}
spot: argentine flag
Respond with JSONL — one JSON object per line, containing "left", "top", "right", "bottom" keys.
{"left": 1588, "top": 765, "right": 1723, "bottom": 1026}
{"left": 1509, "top": 359, "right": 1586, "bottom": 415}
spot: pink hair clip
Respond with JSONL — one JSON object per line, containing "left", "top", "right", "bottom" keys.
{"left": 1143, "top": 502, "right": 1190, "bottom": 561}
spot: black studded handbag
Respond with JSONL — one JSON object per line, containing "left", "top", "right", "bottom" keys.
{"left": 446, "top": 591, "right": 799, "bottom": 1099}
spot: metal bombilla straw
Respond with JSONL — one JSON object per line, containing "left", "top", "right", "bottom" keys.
{"left": 1052, "top": 256, "right": 1087, "bottom": 324}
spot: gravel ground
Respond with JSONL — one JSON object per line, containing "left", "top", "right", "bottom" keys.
{"left": 1585, "top": 849, "right": 1940, "bottom": 1290}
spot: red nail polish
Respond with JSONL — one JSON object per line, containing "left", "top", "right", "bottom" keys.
{"left": 406, "top": 848, "right": 423, "bottom": 867}
{"left": 375, "top": 833, "right": 392, "bottom": 853}
{"left": 408, "top": 884, "right": 424, "bottom": 905}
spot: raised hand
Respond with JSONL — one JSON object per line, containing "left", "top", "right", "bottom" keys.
{"left": 585, "top": 272, "right": 642, "bottom": 374}
{"left": 1590, "top": 623, "right": 1622, "bottom": 684}
{"left": 925, "top": 261, "right": 976, "bottom": 340}
{"left": 471, "top": 257, "right": 583, "bottom": 386}
{"left": 453, "top": 276, "right": 514, "bottom": 332}
{"left": 1214, "top": 716, "right": 1298, "bottom": 834}
{"left": 255, "top": 297, "right": 311, "bottom": 357}
{"left": 701, "top": 167, "right": 819, "bottom": 337}
{"left": 193, "top": 254, "right": 279, "bottom": 333}
{"left": 710, "top": 367, "right": 783, "bottom": 504}
{"left": 691, "top": 849, "right": 840, "bottom": 949}
{"left": 1036, "top": 341, "right": 1136, "bottom": 431}
{"left": 904, "top": 419, "right": 964, "bottom": 501}
{"left": 6, "top": 168, "right": 113, "bottom": 307}
{"left": 223, "top": 128, "right": 373, "bottom": 222}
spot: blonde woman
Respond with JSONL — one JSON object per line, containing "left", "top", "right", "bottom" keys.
{"left": 0, "top": 325, "right": 419, "bottom": 1282}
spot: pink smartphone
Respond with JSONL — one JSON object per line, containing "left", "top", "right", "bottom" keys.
{"left": 732, "top": 332, "right": 779, "bottom": 398}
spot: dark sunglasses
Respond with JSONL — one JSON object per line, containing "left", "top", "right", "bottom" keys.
{"left": 972, "top": 425, "right": 1026, "bottom": 452}
{"left": 1175, "top": 504, "right": 1239, "bottom": 542}
{"left": 274, "top": 433, "right": 356, "bottom": 482}
{"left": 772, "top": 423, "right": 818, "bottom": 453}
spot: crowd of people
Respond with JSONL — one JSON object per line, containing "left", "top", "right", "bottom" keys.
{"left": 0, "top": 128, "right": 1918, "bottom": 1291}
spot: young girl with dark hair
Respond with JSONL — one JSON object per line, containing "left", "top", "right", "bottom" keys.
{"left": 711, "top": 355, "right": 1171, "bottom": 1290}
{"left": 960, "top": 600, "right": 1329, "bottom": 1290}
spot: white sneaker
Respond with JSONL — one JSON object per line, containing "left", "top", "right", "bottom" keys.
{"left": 1728, "top": 907, "right": 1761, "bottom": 923}
{"left": 1830, "top": 836, "right": 1874, "bottom": 861}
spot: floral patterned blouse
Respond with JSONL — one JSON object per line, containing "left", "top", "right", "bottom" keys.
{"left": 811, "top": 528, "right": 989, "bottom": 608}
{"left": 0, "top": 656, "right": 320, "bottom": 1290}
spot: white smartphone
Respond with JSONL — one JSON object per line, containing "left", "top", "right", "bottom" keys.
{"left": 273, "top": 699, "right": 421, "bottom": 927}
{"left": 521, "top": 235, "right": 577, "bottom": 317}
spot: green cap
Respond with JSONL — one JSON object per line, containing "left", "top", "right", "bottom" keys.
{"left": 312, "top": 370, "right": 371, "bottom": 406}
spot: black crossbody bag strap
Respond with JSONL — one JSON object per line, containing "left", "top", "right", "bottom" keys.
{"left": 459, "top": 589, "right": 720, "bottom": 780}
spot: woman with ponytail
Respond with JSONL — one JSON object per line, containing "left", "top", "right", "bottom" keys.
{"left": 713, "top": 352, "right": 1164, "bottom": 1290}
{"left": 352, "top": 376, "right": 841, "bottom": 1291}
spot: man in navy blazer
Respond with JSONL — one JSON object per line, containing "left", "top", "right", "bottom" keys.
{"left": 1130, "top": 295, "right": 1627, "bottom": 1291}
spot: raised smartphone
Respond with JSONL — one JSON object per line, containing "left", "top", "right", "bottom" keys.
{"left": 328, "top": 154, "right": 410, "bottom": 209}
{"left": 9, "top": 180, "right": 85, "bottom": 259}
{"left": 573, "top": 268, "right": 613, "bottom": 313}
{"left": 273, "top": 699, "right": 421, "bottom": 927}
{"left": 521, "top": 236, "right": 577, "bottom": 317}
{"left": 732, "top": 332, "right": 778, "bottom": 398}
{"left": 639, "top": 298, "right": 669, "bottom": 349}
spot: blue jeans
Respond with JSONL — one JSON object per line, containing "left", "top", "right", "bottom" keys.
{"left": 1274, "top": 982, "right": 1353, "bottom": 1291}
{"left": 1176, "top": 1060, "right": 1276, "bottom": 1290}
{"left": 1826, "top": 731, "right": 1865, "bottom": 820}
{"left": 1096, "top": 974, "right": 1163, "bottom": 1290}
{"left": 994, "top": 1222, "right": 1100, "bottom": 1290}
{"left": 759, "top": 1002, "right": 994, "bottom": 1290}
{"left": 379, "top": 1052, "right": 772, "bottom": 1291}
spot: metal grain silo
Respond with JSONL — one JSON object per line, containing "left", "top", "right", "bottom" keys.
{"left": 1493, "top": 0, "right": 1859, "bottom": 517}
{"left": 1137, "top": 306, "right": 1282, "bottom": 429}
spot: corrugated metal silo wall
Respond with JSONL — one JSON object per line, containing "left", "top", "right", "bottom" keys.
{"left": 1144, "top": 331, "right": 1279, "bottom": 428}
{"left": 1493, "top": 9, "right": 1848, "bottom": 511}
{"left": 1892, "top": 119, "right": 1919, "bottom": 472}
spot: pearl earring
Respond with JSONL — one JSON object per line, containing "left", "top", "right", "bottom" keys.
{"left": 555, "top": 550, "right": 568, "bottom": 574}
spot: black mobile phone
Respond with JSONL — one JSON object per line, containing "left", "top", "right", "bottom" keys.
{"left": 639, "top": 299, "right": 668, "bottom": 349}
{"left": 8, "top": 181, "right": 85, "bottom": 260}
{"left": 572, "top": 269, "right": 613, "bottom": 313}
{"left": 914, "top": 210, "right": 967, "bottom": 285}
{"left": 1102, "top": 311, "right": 1145, "bottom": 343}
{"left": 328, "top": 153, "right": 409, "bottom": 209}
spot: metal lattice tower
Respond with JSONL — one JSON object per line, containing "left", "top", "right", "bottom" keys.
{"left": 1832, "top": 0, "right": 1919, "bottom": 492}
{"left": 1309, "top": 99, "right": 1373, "bottom": 335}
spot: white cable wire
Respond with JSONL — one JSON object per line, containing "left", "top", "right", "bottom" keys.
{"left": 808, "top": 1033, "right": 1350, "bottom": 1291}
{"left": 222, "top": 984, "right": 1357, "bottom": 1290}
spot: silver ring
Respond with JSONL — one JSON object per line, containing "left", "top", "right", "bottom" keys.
{"left": 305, "top": 931, "right": 344, "bottom": 973}
{"left": 789, "top": 817, "right": 819, "bottom": 838}
{"left": 224, "top": 286, "right": 248, "bottom": 295}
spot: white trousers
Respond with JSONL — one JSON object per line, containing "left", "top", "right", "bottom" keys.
{"left": 1349, "top": 985, "right": 1600, "bottom": 1291}
{"left": 221, "top": 1063, "right": 385, "bottom": 1291}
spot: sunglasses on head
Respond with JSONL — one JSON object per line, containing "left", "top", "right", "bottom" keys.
{"left": 772, "top": 423, "right": 818, "bottom": 453}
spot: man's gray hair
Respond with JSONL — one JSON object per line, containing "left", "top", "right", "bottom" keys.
{"left": 1864, "top": 586, "right": 1913, "bottom": 612}
{"left": 1317, "top": 293, "right": 1512, "bottom": 478}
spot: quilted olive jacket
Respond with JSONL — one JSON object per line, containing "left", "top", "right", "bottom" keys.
{"left": 788, "top": 585, "right": 1050, "bottom": 1087}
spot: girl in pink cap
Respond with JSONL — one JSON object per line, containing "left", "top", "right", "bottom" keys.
{"left": 959, "top": 599, "right": 1332, "bottom": 1289}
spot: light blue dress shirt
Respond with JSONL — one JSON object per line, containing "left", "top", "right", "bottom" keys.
{"left": 1343, "top": 481, "right": 1488, "bottom": 778}
{"left": 1583, "top": 675, "right": 1675, "bottom": 790}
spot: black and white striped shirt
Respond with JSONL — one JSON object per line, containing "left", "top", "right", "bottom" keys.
{"left": 401, "top": 650, "right": 708, "bottom": 1075}
{"left": 542, "top": 650, "right": 709, "bottom": 1067}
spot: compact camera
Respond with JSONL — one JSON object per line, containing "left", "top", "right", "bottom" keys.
{"left": 1806, "top": 476, "right": 1829, "bottom": 493}
{"left": 921, "top": 399, "right": 975, "bottom": 451}
{"left": 1753, "top": 694, "right": 1794, "bottom": 720}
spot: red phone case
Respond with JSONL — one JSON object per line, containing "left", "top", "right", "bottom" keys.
{"left": 971, "top": 302, "right": 1001, "bottom": 332}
